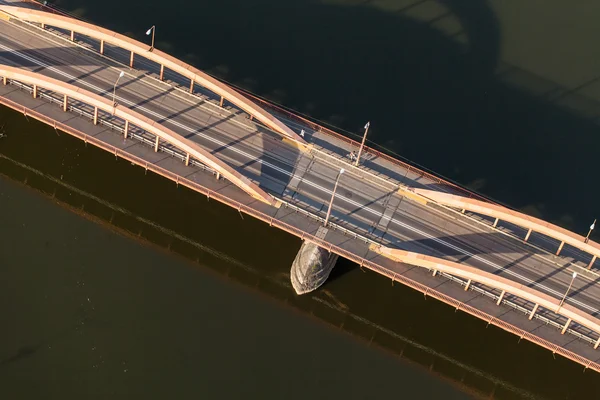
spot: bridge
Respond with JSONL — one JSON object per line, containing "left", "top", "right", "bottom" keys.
{"left": 2, "top": 1, "right": 600, "bottom": 372}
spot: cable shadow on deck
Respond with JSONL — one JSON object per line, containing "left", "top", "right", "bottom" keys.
{"left": 397, "top": 231, "right": 567, "bottom": 258}
{"left": 183, "top": 113, "right": 236, "bottom": 139}
{"left": 156, "top": 99, "right": 207, "bottom": 124}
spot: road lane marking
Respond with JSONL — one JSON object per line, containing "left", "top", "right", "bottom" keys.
{"left": 1, "top": 42, "right": 596, "bottom": 315}
{"left": 0, "top": 10, "right": 574, "bottom": 263}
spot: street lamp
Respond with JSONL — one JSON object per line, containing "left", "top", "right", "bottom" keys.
{"left": 355, "top": 121, "right": 370, "bottom": 166}
{"left": 146, "top": 25, "right": 156, "bottom": 52}
{"left": 112, "top": 71, "right": 125, "bottom": 109}
{"left": 557, "top": 271, "right": 578, "bottom": 313}
{"left": 324, "top": 168, "right": 345, "bottom": 226}
{"left": 585, "top": 219, "right": 596, "bottom": 244}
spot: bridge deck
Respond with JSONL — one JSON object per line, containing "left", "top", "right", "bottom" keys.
{"left": 1, "top": 1, "right": 600, "bottom": 371}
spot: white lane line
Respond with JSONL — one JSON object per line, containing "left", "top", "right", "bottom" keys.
{"left": 3, "top": 11, "right": 573, "bottom": 263}
{"left": 128, "top": 50, "right": 581, "bottom": 269}
{"left": 126, "top": 46, "right": 577, "bottom": 260}
{"left": 125, "top": 49, "right": 586, "bottom": 263}
{"left": 12, "top": 20, "right": 564, "bottom": 264}
{"left": 3, "top": 42, "right": 596, "bottom": 314}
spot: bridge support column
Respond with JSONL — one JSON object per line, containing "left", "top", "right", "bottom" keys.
{"left": 493, "top": 218, "right": 499, "bottom": 228}
{"left": 556, "top": 241, "right": 565, "bottom": 256}
{"left": 189, "top": 79, "right": 194, "bottom": 94}
{"left": 123, "top": 120, "right": 129, "bottom": 139}
{"left": 32, "top": 84, "right": 37, "bottom": 98}
{"left": 561, "top": 318, "right": 572, "bottom": 335}
{"left": 588, "top": 255, "right": 597, "bottom": 270}
{"left": 2, "top": 76, "right": 6, "bottom": 85}
{"left": 461, "top": 209, "right": 465, "bottom": 214}
{"left": 219, "top": 96, "right": 224, "bottom": 107}
{"left": 93, "top": 107, "right": 98, "bottom": 125}
{"left": 185, "top": 153, "right": 190, "bottom": 166}
{"left": 41, "top": 23, "right": 45, "bottom": 29}
{"left": 290, "top": 228, "right": 339, "bottom": 295}
{"left": 595, "top": 337, "right": 600, "bottom": 350}
{"left": 154, "top": 136, "right": 159, "bottom": 152}
{"left": 100, "top": 39, "right": 104, "bottom": 55}
{"left": 216, "top": 172, "right": 220, "bottom": 180}
{"left": 129, "top": 51, "right": 134, "bottom": 68}
{"left": 432, "top": 269, "right": 437, "bottom": 277}
{"left": 70, "top": 30, "right": 74, "bottom": 41}
{"left": 529, "top": 303, "right": 539, "bottom": 320}
{"left": 464, "top": 279, "right": 471, "bottom": 291}
{"left": 159, "top": 65, "right": 164, "bottom": 81}
{"left": 63, "top": 94, "right": 68, "bottom": 112}
{"left": 250, "top": 115, "right": 254, "bottom": 121}
{"left": 496, "top": 290, "right": 506, "bottom": 305}
{"left": 524, "top": 228, "right": 532, "bottom": 242}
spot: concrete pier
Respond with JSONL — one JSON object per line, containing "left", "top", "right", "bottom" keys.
{"left": 290, "top": 227, "right": 338, "bottom": 295}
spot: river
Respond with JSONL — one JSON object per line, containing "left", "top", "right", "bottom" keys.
{"left": 1, "top": 0, "right": 600, "bottom": 398}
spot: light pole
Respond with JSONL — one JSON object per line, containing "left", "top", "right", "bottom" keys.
{"left": 146, "top": 25, "right": 156, "bottom": 52}
{"left": 355, "top": 121, "right": 370, "bottom": 166}
{"left": 324, "top": 168, "right": 345, "bottom": 226}
{"left": 112, "top": 71, "right": 125, "bottom": 109}
{"left": 557, "top": 271, "right": 577, "bottom": 313}
{"left": 585, "top": 219, "right": 596, "bottom": 244}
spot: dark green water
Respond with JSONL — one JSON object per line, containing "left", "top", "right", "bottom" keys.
{"left": 1, "top": 0, "right": 600, "bottom": 398}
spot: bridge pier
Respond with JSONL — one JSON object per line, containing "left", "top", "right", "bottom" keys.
{"left": 70, "top": 30, "right": 74, "bottom": 41}
{"left": 189, "top": 79, "right": 194, "bottom": 94}
{"left": 524, "top": 228, "right": 532, "bottom": 242}
{"left": 219, "top": 96, "right": 224, "bottom": 107}
{"left": 159, "top": 64, "right": 164, "bottom": 81}
{"left": 291, "top": 227, "right": 338, "bottom": 295}
{"left": 32, "top": 84, "right": 37, "bottom": 98}
{"left": 123, "top": 120, "right": 129, "bottom": 139}
{"left": 2, "top": 76, "right": 5, "bottom": 85}
{"left": 185, "top": 153, "right": 190, "bottom": 166}
{"left": 100, "top": 39, "right": 104, "bottom": 55}
{"left": 154, "top": 136, "right": 159, "bottom": 152}
{"left": 93, "top": 107, "right": 98, "bottom": 125}
{"left": 63, "top": 94, "right": 68, "bottom": 112}
{"left": 129, "top": 51, "right": 134, "bottom": 68}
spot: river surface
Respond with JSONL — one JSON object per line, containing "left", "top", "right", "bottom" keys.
{"left": 2, "top": 0, "right": 600, "bottom": 398}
